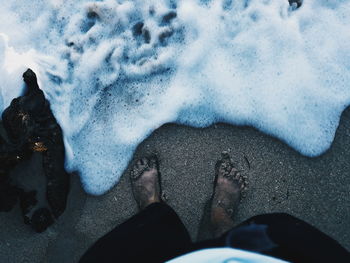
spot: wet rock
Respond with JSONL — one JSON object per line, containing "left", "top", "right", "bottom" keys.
{"left": 0, "top": 69, "right": 70, "bottom": 232}
{"left": 31, "top": 208, "right": 54, "bottom": 233}
{"left": 0, "top": 181, "right": 20, "bottom": 212}
{"left": 0, "top": 134, "right": 23, "bottom": 212}
{"left": 19, "top": 190, "right": 38, "bottom": 224}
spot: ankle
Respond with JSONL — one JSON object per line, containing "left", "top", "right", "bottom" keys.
{"left": 140, "top": 196, "right": 161, "bottom": 210}
{"left": 211, "top": 207, "right": 234, "bottom": 237}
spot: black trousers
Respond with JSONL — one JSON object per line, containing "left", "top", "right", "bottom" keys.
{"left": 80, "top": 203, "right": 350, "bottom": 263}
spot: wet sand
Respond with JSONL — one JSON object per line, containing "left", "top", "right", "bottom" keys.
{"left": 1, "top": 107, "right": 350, "bottom": 263}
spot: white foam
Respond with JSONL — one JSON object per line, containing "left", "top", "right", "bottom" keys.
{"left": 1, "top": 0, "right": 350, "bottom": 194}
{"left": 0, "top": 34, "right": 39, "bottom": 111}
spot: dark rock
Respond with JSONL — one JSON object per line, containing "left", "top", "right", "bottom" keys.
{"left": 0, "top": 181, "right": 20, "bottom": 212}
{"left": 0, "top": 69, "right": 70, "bottom": 232}
{"left": 0, "top": 131, "right": 23, "bottom": 212}
{"left": 31, "top": 208, "right": 54, "bottom": 233}
{"left": 19, "top": 190, "right": 38, "bottom": 224}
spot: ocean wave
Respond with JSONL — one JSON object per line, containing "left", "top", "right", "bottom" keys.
{"left": 1, "top": 0, "right": 350, "bottom": 194}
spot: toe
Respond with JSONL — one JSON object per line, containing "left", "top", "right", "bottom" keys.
{"left": 130, "top": 168, "right": 138, "bottom": 180}
{"left": 221, "top": 151, "right": 230, "bottom": 160}
{"left": 131, "top": 155, "right": 159, "bottom": 181}
{"left": 131, "top": 159, "right": 146, "bottom": 180}
{"left": 148, "top": 155, "right": 158, "bottom": 169}
{"left": 140, "top": 157, "right": 149, "bottom": 166}
{"left": 217, "top": 161, "right": 232, "bottom": 177}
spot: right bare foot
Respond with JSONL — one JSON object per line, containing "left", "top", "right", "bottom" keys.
{"left": 211, "top": 152, "right": 247, "bottom": 237}
{"left": 130, "top": 155, "right": 161, "bottom": 210}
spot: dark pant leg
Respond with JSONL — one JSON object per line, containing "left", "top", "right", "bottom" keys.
{"left": 80, "top": 203, "right": 192, "bottom": 263}
{"left": 240, "top": 213, "right": 350, "bottom": 262}
{"left": 195, "top": 213, "right": 350, "bottom": 263}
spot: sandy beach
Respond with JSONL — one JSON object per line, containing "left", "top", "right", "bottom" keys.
{"left": 1, "top": 1, "right": 350, "bottom": 262}
{"left": 1, "top": 106, "right": 349, "bottom": 263}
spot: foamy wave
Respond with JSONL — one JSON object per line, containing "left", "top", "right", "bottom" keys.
{"left": 1, "top": 0, "right": 350, "bottom": 194}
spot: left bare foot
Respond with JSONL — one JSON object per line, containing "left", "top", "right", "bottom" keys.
{"left": 130, "top": 155, "right": 161, "bottom": 210}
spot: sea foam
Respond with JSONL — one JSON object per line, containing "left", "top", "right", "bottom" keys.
{"left": 1, "top": 0, "right": 350, "bottom": 195}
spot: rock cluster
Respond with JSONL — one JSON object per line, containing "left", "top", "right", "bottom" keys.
{"left": 0, "top": 69, "right": 69, "bottom": 232}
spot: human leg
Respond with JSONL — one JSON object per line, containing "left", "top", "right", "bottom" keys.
{"left": 80, "top": 156, "right": 191, "bottom": 263}
{"left": 194, "top": 153, "right": 349, "bottom": 262}
{"left": 222, "top": 213, "right": 350, "bottom": 263}
{"left": 210, "top": 152, "right": 247, "bottom": 237}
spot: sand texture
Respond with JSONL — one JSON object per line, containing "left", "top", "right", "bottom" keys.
{"left": 1, "top": 107, "right": 350, "bottom": 263}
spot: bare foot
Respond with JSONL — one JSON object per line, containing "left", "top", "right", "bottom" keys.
{"left": 211, "top": 152, "right": 247, "bottom": 237}
{"left": 130, "top": 155, "right": 161, "bottom": 210}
